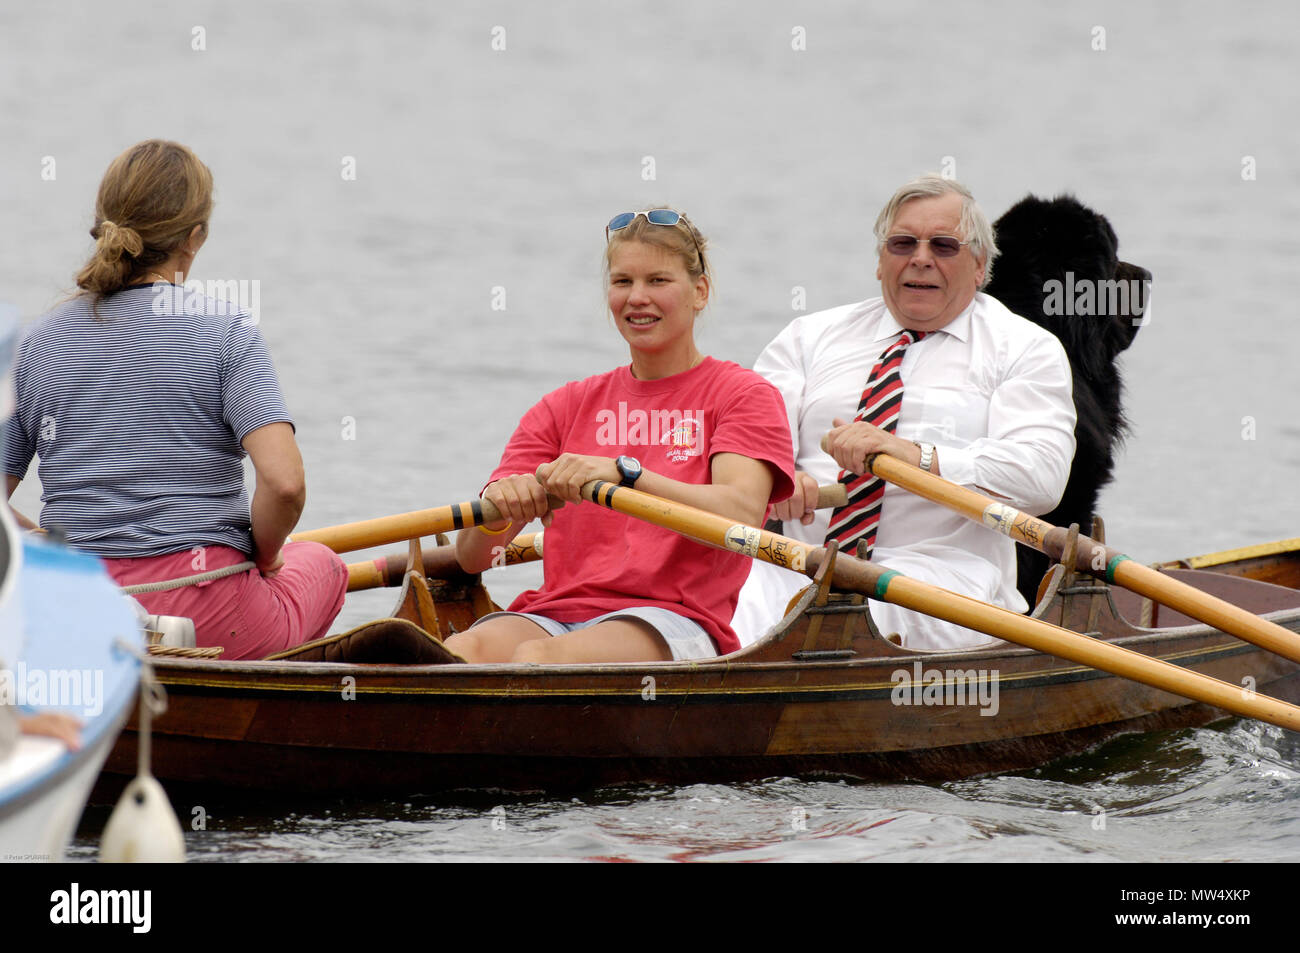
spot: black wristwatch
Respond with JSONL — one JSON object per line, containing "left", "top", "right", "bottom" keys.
{"left": 616, "top": 455, "right": 642, "bottom": 488}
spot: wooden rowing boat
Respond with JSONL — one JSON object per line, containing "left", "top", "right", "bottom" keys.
{"left": 99, "top": 521, "right": 1300, "bottom": 794}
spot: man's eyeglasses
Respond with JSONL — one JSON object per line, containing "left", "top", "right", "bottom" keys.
{"left": 884, "top": 235, "right": 970, "bottom": 258}
{"left": 606, "top": 209, "right": 707, "bottom": 275}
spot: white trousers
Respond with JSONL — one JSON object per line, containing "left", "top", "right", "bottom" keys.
{"left": 732, "top": 548, "right": 1011, "bottom": 652}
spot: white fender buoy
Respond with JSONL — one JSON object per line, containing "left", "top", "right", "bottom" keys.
{"left": 100, "top": 662, "right": 185, "bottom": 862}
{"left": 100, "top": 774, "right": 185, "bottom": 862}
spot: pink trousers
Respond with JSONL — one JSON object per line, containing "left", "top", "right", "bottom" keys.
{"left": 105, "top": 541, "right": 348, "bottom": 660}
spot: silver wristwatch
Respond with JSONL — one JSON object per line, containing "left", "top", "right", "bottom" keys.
{"left": 915, "top": 441, "right": 935, "bottom": 472}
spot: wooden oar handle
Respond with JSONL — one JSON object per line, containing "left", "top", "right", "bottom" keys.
{"left": 816, "top": 484, "right": 847, "bottom": 508}
{"left": 293, "top": 500, "right": 501, "bottom": 553}
{"left": 294, "top": 495, "right": 562, "bottom": 555}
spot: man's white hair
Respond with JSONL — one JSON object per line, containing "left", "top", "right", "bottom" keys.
{"left": 873, "top": 174, "right": 999, "bottom": 289}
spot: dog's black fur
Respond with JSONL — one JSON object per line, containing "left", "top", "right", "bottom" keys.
{"left": 983, "top": 195, "right": 1150, "bottom": 609}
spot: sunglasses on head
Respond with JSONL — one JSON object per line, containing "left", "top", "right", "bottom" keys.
{"left": 884, "top": 235, "right": 970, "bottom": 258}
{"left": 606, "top": 209, "right": 688, "bottom": 238}
{"left": 606, "top": 209, "right": 707, "bottom": 274}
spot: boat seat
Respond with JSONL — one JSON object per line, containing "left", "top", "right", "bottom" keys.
{"left": 264, "top": 618, "right": 465, "bottom": 664}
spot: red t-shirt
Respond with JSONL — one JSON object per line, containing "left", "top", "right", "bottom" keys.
{"left": 488, "top": 357, "right": 795, "bottom": 655}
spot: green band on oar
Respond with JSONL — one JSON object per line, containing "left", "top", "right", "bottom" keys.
{"left": 1105, "top": 554, "right": 1131, "bottom": 584}
{"left": 822, "top": 441, "right": 1300, "bottom": 667}
{"left": 578, "top": 479, "right": 1300, "bottom": 734}
{"left": 874, "top": 568, "right": 900, "bottom": 600}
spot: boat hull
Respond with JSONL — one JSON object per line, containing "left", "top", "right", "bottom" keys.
{"left": 106, "top": 670, "right": 1300, "bottom": 794}
{"left": 104, "top": 605, "right": 1300, "bottom": 790}
{"left": 101, "top": 546, "right": 1300, "bottom": 793}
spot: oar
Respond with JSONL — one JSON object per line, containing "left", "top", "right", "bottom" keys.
{"left": 822, "top": 444, "right": 1300, "bottom": 666}
{"left": 340, "top": 485, "right": 849, "bottom": 591}
{"left": 345, "top": 533, "right": 543, "bottom": 591}
{"left": 577, "top": 479, "right": 1300, "bottom": 732}
{"left": 292, "top": 498, "right": 513, "bottom": 554}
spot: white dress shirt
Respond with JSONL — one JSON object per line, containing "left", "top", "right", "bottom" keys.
{"left": 733, "top": 293, "right": 1077, "bottom": 651}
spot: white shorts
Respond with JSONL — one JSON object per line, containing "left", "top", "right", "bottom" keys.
{"left": 733, "top": 551, "right": 1006, "bottom": 652}
{"left": 473, "top": 607, "right": 719, "bottom": 661}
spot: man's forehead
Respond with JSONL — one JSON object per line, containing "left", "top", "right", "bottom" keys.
{"left": 889, "top": 193, "right": 964, "bottom": 233}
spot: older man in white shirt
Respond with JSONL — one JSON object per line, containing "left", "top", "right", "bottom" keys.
{"left": 733, "top": 175, "right": 1077, "bottom": 651}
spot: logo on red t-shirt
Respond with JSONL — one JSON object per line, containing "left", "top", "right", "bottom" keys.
{"left": 663, "top": 415, "right": 703, "bottom": 462}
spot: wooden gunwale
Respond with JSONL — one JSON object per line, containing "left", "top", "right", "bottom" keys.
{"left": 1167, "top": 537, "right": 1300, "bottom": 570}
{"left": 145, "top": 632, "right": 1267, "bottom": 698}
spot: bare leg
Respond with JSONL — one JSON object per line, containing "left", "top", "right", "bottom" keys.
{"left": 511, "top": 618, "right": 671, "bottom": 664}
{"left": 444, "top": 615, "right": 552, "bottom": 663}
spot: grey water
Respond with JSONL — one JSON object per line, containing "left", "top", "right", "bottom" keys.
{"left": 4, "top": 0, "right": 1299, "bottom": 862}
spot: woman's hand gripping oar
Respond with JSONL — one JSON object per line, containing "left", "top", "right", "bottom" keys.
{"left": 819, "top": 434, "right": 1300, "bottom": 667}
{"left": 576, "top": 479, "right": 1300, "bottom": 733}
{"left": 338, "top": 485, "right": 848, "bottom": 592}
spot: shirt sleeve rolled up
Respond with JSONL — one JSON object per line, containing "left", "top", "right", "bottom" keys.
{"left": 936, "top": 332, "right": 1076, "bottom": 514}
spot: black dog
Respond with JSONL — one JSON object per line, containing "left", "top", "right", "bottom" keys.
{"left": 983, "top": 195, "right": 1150, "bottom": 609}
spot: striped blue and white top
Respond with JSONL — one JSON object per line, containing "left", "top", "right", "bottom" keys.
{"left": 2, "top": 285, "right": 292, "bottom": 558}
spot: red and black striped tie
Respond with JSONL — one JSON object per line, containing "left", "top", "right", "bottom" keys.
{"left": 824, "top": 329, "right": 927, "bottom": 557}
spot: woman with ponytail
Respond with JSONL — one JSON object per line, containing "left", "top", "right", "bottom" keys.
{"left": 2, "top": 140, "right": 346, "bottom": 660}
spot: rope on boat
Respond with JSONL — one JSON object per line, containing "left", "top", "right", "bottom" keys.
{"left": 112, "top": 637, "right": 169, "bottom": 774}
{"left": 102, "top": 639, "right": 186, "bottom": 861}
{"left": 121, "top": 561, "right": 255, "bottom": 594}
{"left": 147, "top": 644, "right": 224, "bottom": 658}
{"left": 138, "top": 665, "right": 167, "bottom": 779}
